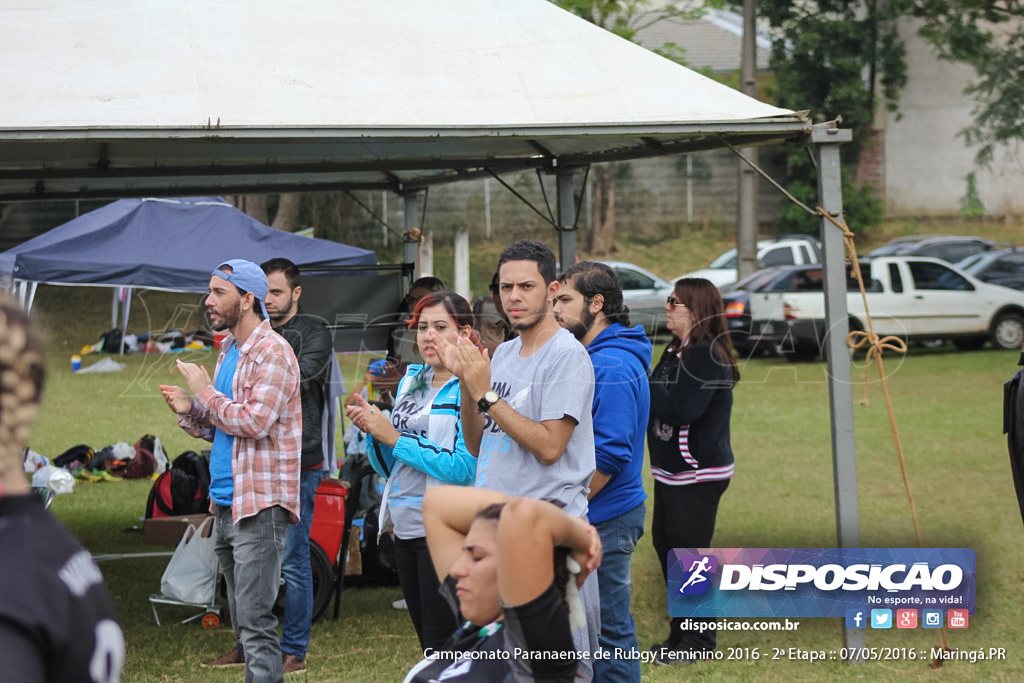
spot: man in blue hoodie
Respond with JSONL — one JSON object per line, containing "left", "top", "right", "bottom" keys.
{"left": 554, "top": 261, "right": 652, "bottom": 683}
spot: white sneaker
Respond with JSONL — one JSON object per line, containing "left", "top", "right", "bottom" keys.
{"left": 392, "top": 598, "right": 408, "bottom": 610}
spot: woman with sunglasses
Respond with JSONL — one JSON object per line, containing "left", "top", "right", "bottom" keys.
{"left": 647, "top": 278, "right": 740, "bottom": 663}
{"left": 347, "top": 290, "right": 479, "bottom": 652}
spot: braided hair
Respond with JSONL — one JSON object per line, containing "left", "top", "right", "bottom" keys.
{"left": 0, "top": 295, "right": 46, "bottom": 486}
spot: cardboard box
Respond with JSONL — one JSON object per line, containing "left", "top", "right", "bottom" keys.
{"left": 143, "top": 514, "right": 213, "bottom": 546}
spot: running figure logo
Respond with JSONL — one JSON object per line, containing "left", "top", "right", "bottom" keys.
{"left": 677, "top": 554, "right": 718, "bottom": 595}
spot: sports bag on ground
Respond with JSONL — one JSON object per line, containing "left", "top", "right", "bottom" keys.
{"left": 145, "top": 451, "right": 211, "bottom": 519}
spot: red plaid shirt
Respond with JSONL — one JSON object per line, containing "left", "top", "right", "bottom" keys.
{"left": 178, "top": 319, "right": 302, "bottom": 524}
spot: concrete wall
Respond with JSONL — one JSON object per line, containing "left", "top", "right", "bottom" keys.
{"left": 882, "top": 18, "right": 1024, "bottom": 217}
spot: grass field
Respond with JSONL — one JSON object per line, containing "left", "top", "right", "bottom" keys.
{"left": 24, "top": 220, "right": 1024, "bottom": 681}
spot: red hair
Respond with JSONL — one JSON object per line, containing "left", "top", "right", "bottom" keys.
{"left": 407, "top": 290, "right": 483, "bottom": 350}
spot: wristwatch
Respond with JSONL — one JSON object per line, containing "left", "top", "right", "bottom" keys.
{"left": 477, "top": 390, "right": 500, "bottom": 413}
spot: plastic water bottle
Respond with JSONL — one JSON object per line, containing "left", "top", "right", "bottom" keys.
{"left": 367, "top": 359, "right": 388, "bottom": 401}
{"left": 71, "top": 355, "right": 82, "bottom": 372}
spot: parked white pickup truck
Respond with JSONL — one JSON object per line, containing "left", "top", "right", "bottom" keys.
{"left": 748, "top": 256, "right": 1024, "bottom": 359}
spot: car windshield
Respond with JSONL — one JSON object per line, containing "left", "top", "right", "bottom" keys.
{"left": 708, "top": 249, "right": 737, "bottom": 269}
{"left": 958, "top": 251, "right": 997, "bottom": 274}
{"left": 724, "top": 268, "right": 782, "bottom": 293}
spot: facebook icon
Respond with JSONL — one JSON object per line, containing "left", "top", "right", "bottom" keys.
{"left": 845, "top": 609, "right": 866, "bottom": 629}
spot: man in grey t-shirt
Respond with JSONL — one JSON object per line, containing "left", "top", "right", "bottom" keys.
{"left": 442, "top": 239, "right": 598, "bottom": 680}
{"left": 450, "top": 239, "right": 595, "bottom": 512}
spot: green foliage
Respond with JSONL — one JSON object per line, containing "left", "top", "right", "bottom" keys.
{"left": 553, "top": 0, "right": 704, "bottom": 59}
{"left": 757, "top": 0, "right": 908, "bottom": 132}
{"left": 912, "top": 0, "right": 1024, "bottom": 165}
{"left": 774, "top": 175, "right": 883, "bottom": 234}
{"left": 740, "top": 1, "right": 903, "bottom": 236}
{"left": 958, "top": 171, "right": 987, "bottom": 219}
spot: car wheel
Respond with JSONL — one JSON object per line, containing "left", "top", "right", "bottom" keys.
{"left": 273, "top": 540, "right": 335, "bottom": 624}
{"left": 991, "top": 312, "right": 1024, "bottom": 350}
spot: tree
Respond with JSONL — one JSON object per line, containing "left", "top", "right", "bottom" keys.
{"left": 750, "top": 0, "right": 908, "bottom": 232}
{"left": 230, "top": 193, "right": 301, "bottom": 232}
{"left": 554, "top": 1, "right": 702, "bottom": 254}
{"left": 912, "top": 0, "right": 1024, "bottom": 166}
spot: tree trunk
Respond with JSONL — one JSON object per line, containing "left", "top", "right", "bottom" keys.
{"left": 231, "top": 194, "right": 269, "bottom": 224}
{"left": 588, "top": 163, "right": 617, "bottom": 256}
{"left": 272, "top": 193, "right": 301, "bottom": 231}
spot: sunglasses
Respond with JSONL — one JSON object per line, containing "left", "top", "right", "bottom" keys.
{"left": 666, "top": 296, "right": 688, "bottom": 307}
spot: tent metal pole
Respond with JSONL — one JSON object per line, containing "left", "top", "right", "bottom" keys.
{"left": 120, "top": 287, "right": 132, "bottom": 356}
{"left": 812, "top": 122, "right": 864, "bottom": 656}
{"left": 25, "top": 281, "right": 38, "bottom": 314}
{"left": 402, "top": 193, "right": 420, "bottom": 281}
{"left": 111, "top": 287, "right": 120, "bottom": 329}
{"left": 555, "top": 170, "right": 576, "bottom": 273}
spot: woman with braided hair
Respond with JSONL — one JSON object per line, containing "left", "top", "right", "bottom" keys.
{"left": 0, "top": 294, "right": 125, "bottom": 683}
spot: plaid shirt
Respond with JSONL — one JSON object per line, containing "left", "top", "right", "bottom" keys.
{"left": 178, "top": 319, "right": 302, "bottom": 524}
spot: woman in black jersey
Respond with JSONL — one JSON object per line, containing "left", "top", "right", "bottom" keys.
{"left": 402, "top": 486, "right": 601, "bottom": 683}
{"left": 0, "top": 295, "right": 125, "bottom": 683}
{"left": 647, "top": 278, "right": 739, "bottom": 663}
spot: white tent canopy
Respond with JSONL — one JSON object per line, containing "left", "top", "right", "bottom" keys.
{"left": 1, "top": 0, "right": 867, "bottom": 651}
{"left": 0, "top": 0, "right": 808, "bottom": 201}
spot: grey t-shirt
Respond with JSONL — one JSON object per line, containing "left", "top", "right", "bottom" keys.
{"left": 475, "top": 328, "right": 596, "bottom": 518}
{"left": 388, "top": 373, "right": 442, "bottom": 539}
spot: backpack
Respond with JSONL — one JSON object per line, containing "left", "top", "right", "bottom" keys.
{"left": 145, "top": 450, "right": 211, "bottom": 519}
{"left": 361, "top": 502, "right": 398, "bottom": 577}
{"left": 109, "top": 434, "right": 158, "bottom": 479}
{"left": 53, "top": 444, "right": 94, "bottom": 469}
{"left": 100, "top": 328, "right": 126, "bottom": 354}
{"left": 1003, "top": 352, "right": 1024, "bottom": 528}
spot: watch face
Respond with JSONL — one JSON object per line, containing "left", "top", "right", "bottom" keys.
{"left": 484, "top": 391, "right": 499, "bottom": 403}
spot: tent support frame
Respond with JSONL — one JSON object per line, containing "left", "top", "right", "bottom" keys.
{"left": 811, "top": 123, "right": 865, "bottom": 657}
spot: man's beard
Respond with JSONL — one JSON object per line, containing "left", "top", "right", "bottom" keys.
{"left": 211, "top": 299, "right": 242, "bottom": 331}
{"left": 564, "top": 306, "right": 596, "bottom": 341}
{"left": 269, "top": 298, "right": 295, "bottom": 322}
{"left": 510, "top": 299, "right": 551, "bottom": 333}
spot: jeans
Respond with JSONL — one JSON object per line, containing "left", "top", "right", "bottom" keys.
{"left": 280, "top": 468, "right": 323, "bottom": 659}
{"left": 593, "top": 502, "right": 645, "bottom": 683}
{"left": 215, "top": 504, "right": 288, "bottom": 683}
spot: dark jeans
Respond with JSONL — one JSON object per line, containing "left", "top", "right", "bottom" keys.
{"left": 594, "top": 502, "right": 645, "bottom": 683}
{"left": 651, "top": 479, "right": 730, "bottom": 652}
{"left": 280, "top": 468, "right": 323, "bottom": 658}
{"left": 394, "top": 535, "right": 458, "bottom": 651}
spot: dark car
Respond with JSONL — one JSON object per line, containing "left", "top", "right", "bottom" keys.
{"left": 722, "top": 266, "right": 815, "bottom": 355}
{"left": 866, "top": 235, "right": 996, "bottom": 264}
{"left": 957, "top": 248, "right": 1024, "bottom": 291}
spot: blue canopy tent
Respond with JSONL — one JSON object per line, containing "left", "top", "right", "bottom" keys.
{"left": 0, "top": 196, "right": 378, "bottom": 349}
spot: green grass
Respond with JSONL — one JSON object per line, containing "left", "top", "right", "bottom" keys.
{"left": 35, "top": 344, "right": 1024, "bottom": 681}
{"left": 25, "top": 222, "right": 1024, "bottom": 681}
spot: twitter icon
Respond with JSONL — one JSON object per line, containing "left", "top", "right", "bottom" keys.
{"left": 870, "top": 609, "right": 892, "bottom": 629}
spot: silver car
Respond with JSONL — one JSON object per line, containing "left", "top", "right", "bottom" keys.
{"left": 598, "top": 260, "right": 675, "bottom": 332}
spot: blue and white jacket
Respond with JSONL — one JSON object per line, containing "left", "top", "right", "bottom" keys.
{"left": 367, "top": 365, "right": 475, "bottom": 539}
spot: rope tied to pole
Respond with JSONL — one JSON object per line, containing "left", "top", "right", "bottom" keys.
{"left": 814, "top": 206, "right": 951, "bottom": 656}
{"left": 722, "top": 135, "right": 954, "bottom": 657}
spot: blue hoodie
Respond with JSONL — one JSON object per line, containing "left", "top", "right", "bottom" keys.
{"left": 586, "top": 322, "right": 652, "bottom": 525}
